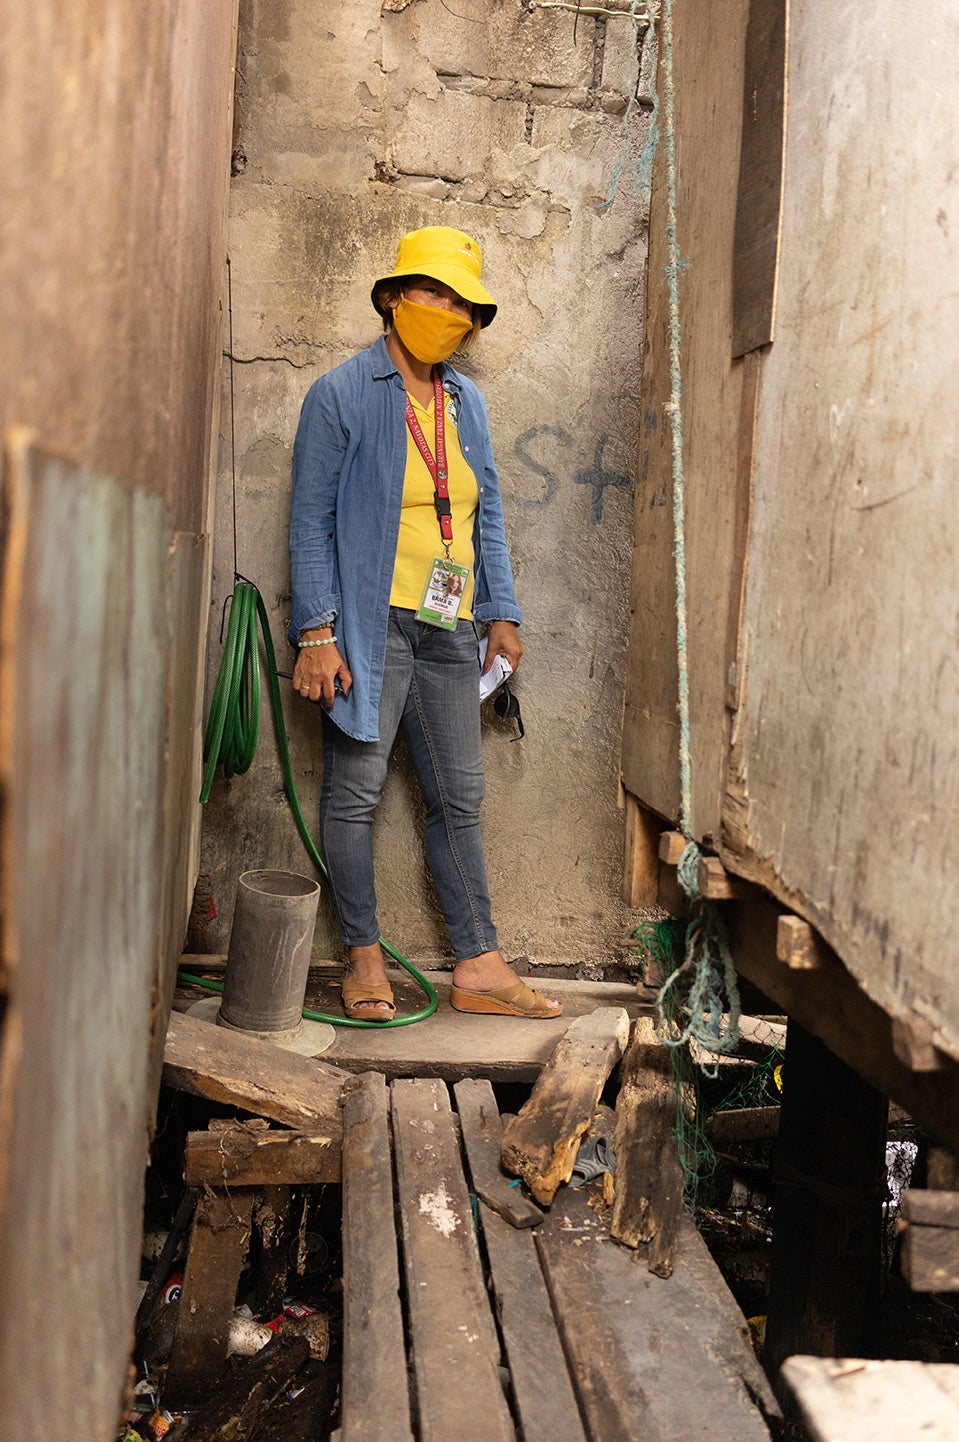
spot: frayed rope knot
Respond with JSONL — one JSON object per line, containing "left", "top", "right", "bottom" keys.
{"left": 654, "top": 841, "right": 742, "bottom": 1073}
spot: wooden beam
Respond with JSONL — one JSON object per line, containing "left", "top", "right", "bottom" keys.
{"left": 892, "top": 1010, "right": 946, "bottom": 1073}
{"left": 184, "top": 1123, "right": 339, "bottom": 1187}
{"left": 706, "top": 1105, "right": 781, "bottom": 1145}
{"left": 454, "top": 1078, "right": 543, "bottom": 1229}
{"left": 501, "top": 1008, "right": 630, "bottom": 1206}
{"left": 340, "top": 1073, "right": 413, "bottom": 1442}
{"left": 697, "top": 855, "right": 752, "bottom": 901}
{"left": 536, "top": 1189, "right": 780, "bottom": 1440}
{"left": 900, "top": 1188, "right": 959, "bottom": 1293}
{"left": 902, "top": 1190, "right": 959, "bottom": 1229}
{"left": 478, "top": 1206, "right": 589, "bottom": 1442}
{"left": 782, "top": 1356, "right": 959, "bottom": 1442}
{"left": 658, "top": 830, "right": 687, "bottom": 866}
{"left": 776, "top": 915, "right": 826, "bottom": 970}
{"left": 723, "top": 892, "right": 959, "bottom": 1145}
{"left": 163, "top": 1186, "right": 255, "bottom": 1408}
{"left": 622, "top": 793, "right": 661, "bottom": 908}
{"left": 392, "top": 1079, "right": 514, "bottom": 1442}
{"left": 610, "top": 1017, "right": 684, "bottom": 1276}
{"left": 765, "top": 1022, "right": 889, "bottom": 1378}
{"left": 162, "top": 1010, "right": 345, "bottom": 1135}
{"left": 901, "top": 1225, "right": 959, "bottom": 1292}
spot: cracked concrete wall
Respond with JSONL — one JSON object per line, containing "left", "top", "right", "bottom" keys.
{"left": 199, "top": 0, "right": 653, "bottom": 976}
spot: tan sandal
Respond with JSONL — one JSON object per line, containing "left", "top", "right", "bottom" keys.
{"left": 450, "top": 979, "right": 562, "bottom": 1019}
{"left": 341, "top": 977, "right": 395, "bottom": 1022}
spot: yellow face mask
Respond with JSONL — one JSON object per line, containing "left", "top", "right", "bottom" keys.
{"left": 392, "top": 296, "right": 472, "bottom": 364}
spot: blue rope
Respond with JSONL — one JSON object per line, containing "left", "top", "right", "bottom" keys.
{"left": 653, "top": 1, "right": 742, "bottom": 1065}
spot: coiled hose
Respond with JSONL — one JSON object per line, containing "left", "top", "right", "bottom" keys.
{"left": 184, "top": 579, "right": 437, "bottom": 1028}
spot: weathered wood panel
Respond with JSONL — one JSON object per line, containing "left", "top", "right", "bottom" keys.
{"left": 0, "top": 438, "right": 171, "bottom": 1442}
{"left": 391, "top": 1079, "right": 514, "bottom": 1442}
{"left": 621, "top": 0, "right": 751, "bottom": 837}
{"left": 722, "top": 1, "right": 959, "bottom": 1058}
{"left": 150, "top": 531, "right": 210, "bottom": 1108}
{"left": 0, "top": 5, "right": 238, "bottom": 531}
{"left": 536, "top": 1187, "right": 779, "bottom": 1441}
{"left": 782, "top": 1356, "right": 959, "bottom": 1442}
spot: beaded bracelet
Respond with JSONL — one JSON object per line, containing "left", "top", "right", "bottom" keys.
{"left": 298, "top": 636, "right": 338, "bottom": 648}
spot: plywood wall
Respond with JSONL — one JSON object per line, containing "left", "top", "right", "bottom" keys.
{"left": 623, "top": 0, "right": 959, "bottom": 1073}
{"left": 724, "top": 0, "right": 959, "bottom": 1057}
{"left": 0, "top": 5, "right": 237, "bottom": 1437}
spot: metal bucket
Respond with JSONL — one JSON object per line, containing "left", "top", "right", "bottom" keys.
{"left": 218, "top": 869, "right": 321, "bottom": 1035}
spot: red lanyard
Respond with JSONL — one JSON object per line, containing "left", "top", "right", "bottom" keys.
{"left": 405, "top": 370, "right": 453, "bottom": 549}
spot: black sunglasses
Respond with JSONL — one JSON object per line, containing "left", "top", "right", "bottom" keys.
{"left": 492, "top": 679, "right": 524, "bottom": 741}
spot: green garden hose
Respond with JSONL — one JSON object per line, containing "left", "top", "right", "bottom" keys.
{"left": 188, "top": 579, "right": 437, "bottom": 1028}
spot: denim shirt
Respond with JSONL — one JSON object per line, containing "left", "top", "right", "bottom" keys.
{"left": 289, "top": 335, "right": 522, "bottom": 741}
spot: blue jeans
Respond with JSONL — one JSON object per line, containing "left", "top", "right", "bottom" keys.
{"left": 320, "top": 608, "right": 499, "bottom": 961}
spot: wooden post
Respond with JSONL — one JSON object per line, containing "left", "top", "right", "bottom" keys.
{"left": 622, "top": 793, "right": 661, "bottom": 908}
{"left": 765, "top": 1021, "right": 889, "bottom": 1382}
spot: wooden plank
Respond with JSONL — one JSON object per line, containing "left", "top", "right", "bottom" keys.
{"left": 902, "top": 1190, "right": 959, "bottom": 1230}
{"left": 251, "top": 1186, "right": 295, "bottom": 1319}
{"left": 185, "top": 1123, "right": 339, "bottom": 1187}
{"left": 454, "top": 1078, "right": 543, "bottom": 1229}
{"left": 620, "top": 0, "right": 752, "bottom": 836}
{"left": 501, "top": 1008, "right": 630, "bottom": 1205}
{"left": 697, "top": 854, "right": 752, "bottom": 900}
{"left": 150, "top": 531, "right": 209, "bottom": 1111}
{"left": 723, "top": 346, "right": 762, "bottom": 712}
{"left": 724, "top": 892, "right": 959, "bottom": 1148}
{"left": 781, "top": 1356, "right": 959, "bottom": 1442}
{"left": 731, "top": 0, "right": 788, "bottom": 355}
{"left": 765, "top": 1021, "right": 889, "bottom": 1374}
{"left": 892, "top": 1011, "right": 946, "bottom": 1073}
{"left": 536, "top": 1187, "right": 778, "bottom": 1441}
{"left": 722, "top": 0, "right": 959, "bottom": 1070}
{"left": 658, "top": 830, "right": 687, "bottom": 866}
{"left": 0, "top": 438, "right": 171, "bottom": 1441}
{"left": 707, "top": 1105, "right": 780, "bottom": 1145}
{"left": 776, "top": 914, "right": 825, "bottom": 970}
{"left": 163, "top": 1010, "right": 345, "bottom": 1135}
{"left": 622, "top": 792, "right": 660, "bottom": 907}
{"left": 902, "top": 1225, "right": 959, "bottom": 1293}
{"left": 610, "top": 1018, "right": 684, "bottom": 1276}
{"left": 391, "top": 1078, "right": 513, "bottom": 1442}
{"left": 164, "top": 1187, "right": 255, "bottom": 1408}
{"left": 479, "top": 1205, "right": 588, "bottom": 1442}
{"left": 278, "top": 973, "right": 647, "bottom": 1084}
{"left": 340, "top": 1072, "right": 413, "bottom": 1442}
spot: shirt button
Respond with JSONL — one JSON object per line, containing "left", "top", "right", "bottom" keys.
{"left": 464, "top": 446, "right": 470, "bottom": 452}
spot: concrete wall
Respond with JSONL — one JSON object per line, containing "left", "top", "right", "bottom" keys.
{"left": 200, "top": 0, "right": 654, "bottom": 976}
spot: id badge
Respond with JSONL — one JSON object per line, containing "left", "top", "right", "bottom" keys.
{"left": 416, "top": 558, "right": 470, "bottom": 630}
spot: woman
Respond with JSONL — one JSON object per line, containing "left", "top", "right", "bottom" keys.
{"left": 288, "top": 225, "right": 561, "bottom": 1023}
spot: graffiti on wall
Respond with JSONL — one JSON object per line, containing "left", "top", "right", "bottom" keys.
{"left": 511, "top": 424, "right": 631, "bottom": 523}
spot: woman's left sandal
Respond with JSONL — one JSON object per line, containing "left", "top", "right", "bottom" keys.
{"left": 341, "top": 978, "right": 396, "bottom": 1023}
{"left": 450, "top": 979, "right": 562, "bottom": 1019}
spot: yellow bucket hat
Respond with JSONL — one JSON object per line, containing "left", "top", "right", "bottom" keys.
{"left": 371, "top": 226, "right": 497, "bottom": 327}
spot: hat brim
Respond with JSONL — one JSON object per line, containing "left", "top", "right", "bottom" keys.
{"left": 371, "top": 262, "right": 497, "bottom": 327}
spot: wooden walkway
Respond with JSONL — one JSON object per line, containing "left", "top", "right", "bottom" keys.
{"left": 177, "top": 966, "right": 648, "bottom": 1082}
{"left": 337, "top": 1071, "right": 779, "bottom": 1442}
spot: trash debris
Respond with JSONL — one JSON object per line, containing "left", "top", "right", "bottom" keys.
{"left": 569, "top": 1134, "right": 616, "bottom": 1187}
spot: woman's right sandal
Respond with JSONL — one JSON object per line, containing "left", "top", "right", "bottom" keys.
{"left": 341, "top": 977, "right": 396, "bottom": 1022}
{"left": 449, "top": 979, "right": 562, "bottom": 1018}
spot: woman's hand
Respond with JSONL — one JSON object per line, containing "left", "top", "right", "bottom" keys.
{"left": 294, "top": 634, "right": 353, "bottom": 709}
{"left": 483, "top": 620, "right": 523, "bottom": 676}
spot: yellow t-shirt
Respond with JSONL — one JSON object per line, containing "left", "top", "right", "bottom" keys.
{"left": 389, "top": 390, "right": 479, "bottom": 617}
